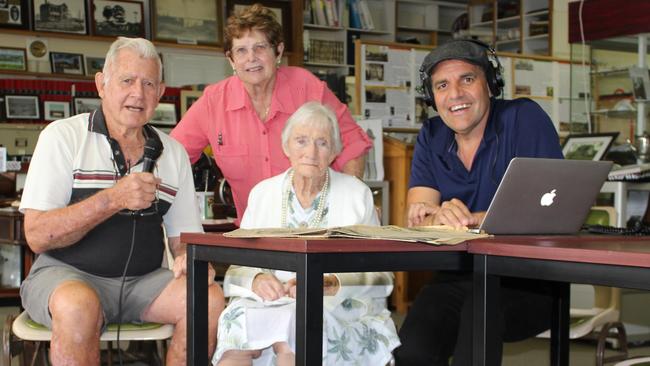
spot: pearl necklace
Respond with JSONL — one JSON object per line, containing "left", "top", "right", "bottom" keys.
{"left": 281, "top": 169, "right": 329, "bottom": 228}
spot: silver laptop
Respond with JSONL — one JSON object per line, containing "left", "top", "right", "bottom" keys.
{"left": 477, "top": 158, "right": 613, "bottom": 235}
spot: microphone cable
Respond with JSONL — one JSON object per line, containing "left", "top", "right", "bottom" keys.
{"left": 116, "top": 212, "right": 139, "bottom": 366}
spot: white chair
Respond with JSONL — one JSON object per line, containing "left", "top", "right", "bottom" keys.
{"left": 3, "top": 230, "right": 177, "bottom": 366}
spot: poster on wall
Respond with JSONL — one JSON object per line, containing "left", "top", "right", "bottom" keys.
{"left": 0, "top": 0, "right": 29, "bottom": 30}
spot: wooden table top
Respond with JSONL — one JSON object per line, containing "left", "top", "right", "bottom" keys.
{"left": 181, "top": 232, "right": 468, "bottom": 254}
{"left": 468, "top": 235, "right": 650, "bottom": 268}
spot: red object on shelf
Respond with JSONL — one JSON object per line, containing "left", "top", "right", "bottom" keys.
{"left": 568, "top": 0, "right": 650, "bottom": 43}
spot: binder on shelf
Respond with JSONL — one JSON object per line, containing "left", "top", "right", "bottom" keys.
{"left": 313, "top": 0, "right": 328, "bottom": 26}
{"left": 358, "top": 0, "right": 375, "bottom": 30}
{"left": 324, "top": 0, "right": 339, "bottom": 27}
{"left": 348, "top": 0, "right": 363, "bottom": 29}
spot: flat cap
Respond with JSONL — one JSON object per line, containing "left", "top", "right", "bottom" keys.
{"left": 420, "top": 40, "right": 491, "bottom": 76}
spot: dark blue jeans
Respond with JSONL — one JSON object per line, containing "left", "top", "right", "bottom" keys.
{"left": 394, "top": 272, "right": 554, "bottom": 366}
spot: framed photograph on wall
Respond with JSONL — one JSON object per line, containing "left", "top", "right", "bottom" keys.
{"left": 5, "top": 95, "right": 40, "bottom": 119}
{"left": 225, "top": 0, "right": 292, "bottom": 51}
{"left": 73, "top": 97, "right": 101, "bottom": 114}
{"left": 153, "top": 0, "right": 221, "bottom": 46}
{"left": 85, "top": 56, "right": 105, "bottom": 75}
{"left": 43, "top": 100, "right": 71, "bottom": 121}
{"left": 180, "top": 89, "right": 202, "bottom": 116}
{"left": 0, "top": 0, "right": 29, "bottom": 30}
{"left": 91, "top": 0, "right": 144, "bottom": 38}
{"left": 0, "top": 47, "right": 27, "bottom": 71}
{"left": 150, "top": 102, "right": 177, "bottom": 126}
{"left": 33, "top": 0, "right": 87, "bottom": 34}
{"left": 562, "top": 133, "right": 619, "bottom": 161}
{"left": 50, "top": 51, "right": 85, "bottom": 75}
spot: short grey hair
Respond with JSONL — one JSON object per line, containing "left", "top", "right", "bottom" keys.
{"left": 102, "top": 37, "right": 162, "bottom": 84}
{"left": 281, "top": 101, "right": 342, "bottom": 155}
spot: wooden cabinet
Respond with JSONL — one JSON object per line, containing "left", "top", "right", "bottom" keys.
{"left": 0, "top": 208, "right": 32, "bottom": 306}
{"left": 467, "top": 0, "right": 552, "bottom": 55}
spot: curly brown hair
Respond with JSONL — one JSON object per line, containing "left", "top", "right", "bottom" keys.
{"left": 224, "top": 3, "right": 283, "bottom": 58}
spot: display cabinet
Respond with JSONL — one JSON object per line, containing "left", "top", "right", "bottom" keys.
{"left": 0, "top": 207, "right": 32, "bottom": 306}
{"left": 395, "top": 0, "right": 466, "bottom": 46}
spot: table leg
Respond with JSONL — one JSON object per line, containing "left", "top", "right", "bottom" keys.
{"left": 187, "top": 244, "right": 209, "bottom": 366}
{"left": 473, "top": 255, "right": 500, "bottom": 366}
{"left": 295, "top": 253, "right": 324, "bottom": 366}
{"left": 550, "top": 282, "right": 570, "bottom": 366}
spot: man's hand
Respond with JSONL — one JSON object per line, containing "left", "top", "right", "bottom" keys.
{"left": 407, "top": 202, "right": 439, "bottom": 227}
{"left": 172, "top": 253, "right": 215, "bottom": 285}
{"left": 252, "top": 273, "right": 286, "bottom": 301}
{"left": 432, "top": 198, "right": 479, "bottom": 229}
{"left": 110, "top": 172, "right": 161, "bottom": 211}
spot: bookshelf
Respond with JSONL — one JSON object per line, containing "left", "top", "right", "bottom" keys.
{"left": 395, "top": 0, "right": 467, "bottom": 46}
{"left": 467, "top": 0, "right": 552, "bottom": 56}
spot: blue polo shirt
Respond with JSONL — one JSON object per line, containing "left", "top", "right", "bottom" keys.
{"left": 409, "top": 98, "right": 563, "bottom": 212}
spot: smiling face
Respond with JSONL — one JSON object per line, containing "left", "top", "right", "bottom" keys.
{"left": 228, "top": 29, "right": 283, "bottom": 88}
{"left": 431, "top": 59, "right": 491, "bottom": 138}
{"left": 95, "top": 48, "right": 165, "bottom": 133}
{"left": 284, "top": 122, "right": 336, "bottom": 179}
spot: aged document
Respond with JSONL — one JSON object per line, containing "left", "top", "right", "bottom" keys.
{"left": 224, "top": 225, "right": 490, "bottom": 245}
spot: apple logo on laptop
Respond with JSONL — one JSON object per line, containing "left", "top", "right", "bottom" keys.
{"left": 540, "top": 189, "right": 557, "bottom": 207}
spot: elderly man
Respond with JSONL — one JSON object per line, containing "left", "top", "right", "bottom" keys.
{"left": 19, "top": 37, "right": 224, "bottom": 365}
{"left": 394, "top": 40, "right": 563, "bottom": 366}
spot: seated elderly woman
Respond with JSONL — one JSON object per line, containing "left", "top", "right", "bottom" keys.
{"left": 212, "top": 101, "right": 400, "bottom": 366}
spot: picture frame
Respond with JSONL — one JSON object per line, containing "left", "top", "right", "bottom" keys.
{"left": 5, "top": 95, "right": 40, "bottom": 119}
{"left": 33, "top": 0, "right": 87, "bottom": 35}
{"left": 225, "top": 0, "right": 292, "bottom": 51}
{"left": 85, "top": 56, "right": 105, "bottom": 76}
{"left": 0, "top": 0, "right": 29, "bottom": 30}
{"left": 150, "top": 102, "right": 177, "bottom": 126}
{"left": 50, "top": 51, "right": 85, "bottom": 75}
{"left": 73, "top": 97, "right": 101, "bottom": 114}
{"left": 91, "top": 0, "right": 144, "bottom": 38}
{"left": 180, "top": 89, "right": 202, "bottom": 116}
{"left": 562, "top": 133, "right": 619, "bottom": 161}
{"left": 0, "top": 46, "right": 27, "bottom": 71}
{"left": 43, "top": 100, "right": 71, "bottom": 121}
{"left": 152, "top": 0, "right": 221, "bottom": 46}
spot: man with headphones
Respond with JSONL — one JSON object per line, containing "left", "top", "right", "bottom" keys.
{"left": 394, "top": 40, "right": 564, "bottom": 365}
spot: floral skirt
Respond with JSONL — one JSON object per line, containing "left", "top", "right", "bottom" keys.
{"left": 212, "top": 296, "right": 400, "bottom": 366}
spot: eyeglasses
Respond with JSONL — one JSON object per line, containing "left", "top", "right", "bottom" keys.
{"left": 229, "top": 42, "right": 272, "bottom": 60}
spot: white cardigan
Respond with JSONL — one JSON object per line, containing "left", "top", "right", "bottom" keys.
{"left": 225, "top": 168, "right": 392, "bottom": 309}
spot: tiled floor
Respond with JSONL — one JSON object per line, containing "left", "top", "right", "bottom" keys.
{"left": 3, "top": 305, "right": 650, "bottom": 366}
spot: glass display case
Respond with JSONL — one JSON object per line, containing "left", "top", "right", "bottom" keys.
{"left": 0, "top": 207, "right": 30, "bottom": 306}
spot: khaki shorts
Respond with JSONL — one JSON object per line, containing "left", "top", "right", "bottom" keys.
{"left": 20, "top": 254, "right": 172, "bottom": 330}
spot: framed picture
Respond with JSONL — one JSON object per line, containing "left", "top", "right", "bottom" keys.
{"left": 85, "top": 56, "right": 105, "bottom": 75}
{"left": 562, "top": 133, "right": 619, "bottom": 161}
{"left": 0, "top": 47, "right": 27, "bottom": 71}
{"left": 225, "top": 0, "right": 292, "bottom": 51}
{"left": 73, "top": 97, "right": 101, "bottom": 114}
{"left": 153, "top": 0, "right": 221, "bottom": 46}
{"left": 43, "top": 100, "right": 71, "bottom": 121}
{"left": 33, "top": 0, "right": 87, "bottom": 34}
{"left": 150, "top": 102, "right": 177, "bottom": 126}
{"left": 5, "top": 95, "right": 40, "bottom": 119}
{"left": 0, "top": 0, "right": 29, "bottom": 30}
{"left": 50, "top": 51, "right": 85, "bottom": 75}
{"left": 91, "top": 0, "right": 144, "bottom": 38}
{"left": 180, "top": 89, "right": 202, "bottom": 116}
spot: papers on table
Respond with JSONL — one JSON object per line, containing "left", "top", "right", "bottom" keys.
{"left": 224, "top": 224, "right": 491, "bottom": 245}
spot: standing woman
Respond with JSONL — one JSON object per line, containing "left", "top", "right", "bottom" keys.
{"left": 171, "top": 3, "right": 371, "bottom": 224}
{"left": 213, "top": 102, "right": 399, "bottom": 366}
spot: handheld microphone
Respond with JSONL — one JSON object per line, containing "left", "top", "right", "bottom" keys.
{"left": 142, "top": 137, "right": 163, "bottom": 173}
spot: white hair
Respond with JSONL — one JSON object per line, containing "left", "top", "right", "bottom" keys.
{"left": 102, "top": 37, "right": 162, "bottom": 84}
{"left": 281, "top": 101, "right": 342, "bottom": 155}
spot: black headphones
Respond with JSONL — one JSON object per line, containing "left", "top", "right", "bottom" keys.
{"left": 419, "top": 39, "right": 505, "bottom": 111}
